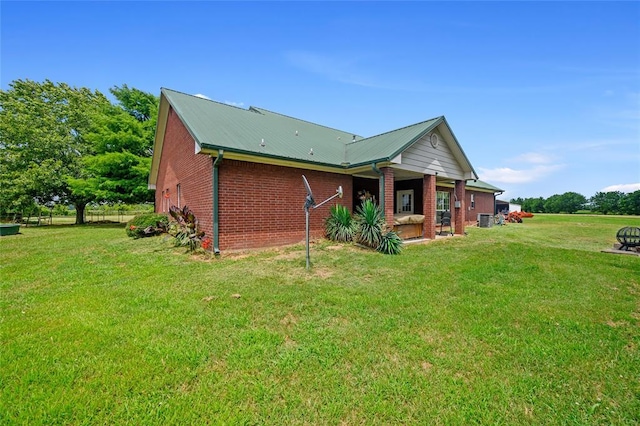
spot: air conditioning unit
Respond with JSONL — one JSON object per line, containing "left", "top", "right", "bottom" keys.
{"left": 478, "top": 214, "right": 493, "bottom": 228}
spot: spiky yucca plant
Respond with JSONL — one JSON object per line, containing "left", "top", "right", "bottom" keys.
{"left": 324, "top": 204, "right": 356, "bottom": 242}
{"left": 354, "top": 199, "right": 385, "bottom": 249}
{"left": 377, "top": 230, "right": 403, "bottom": 255}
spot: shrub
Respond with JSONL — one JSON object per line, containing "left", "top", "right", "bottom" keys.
{"left": 351, "top": 200, "right": 403, "bottom": 255}
{"left": 324, "top": 204, "right": 356, "bottom": 242}
{"left": 126, "top": 213, "right": 169, "bottom": 239}
{"left": 377, "top": 230, "right": 403, "bottom": 255}
{"left": 354, "top": 199, "right": 385, "bottom": 249}
{"left": 168, "top": 205, "right": 207, "bottom": 252}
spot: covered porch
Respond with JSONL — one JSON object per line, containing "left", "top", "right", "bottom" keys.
{"left": 351, "top": 169, "right": 468, "bottom": 240}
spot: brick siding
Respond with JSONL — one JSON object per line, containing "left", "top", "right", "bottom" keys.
{"left": 218, "top": 160, "right": 352, "bottom": 250}
{"left": 466, "top": 190, "right": 496, "bottom": 222}
{"left": 156, "top": 108, "right": 352, "bottom": 250}
{"left": 155, "top": 107, "right": 213, "bottom": 241}
{"left": 423, "top": 175, "right": 436, "bottom": 239}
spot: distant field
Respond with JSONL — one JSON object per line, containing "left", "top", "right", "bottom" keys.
{"left": 1, "top": 214, "right": 639, "bottom": 424}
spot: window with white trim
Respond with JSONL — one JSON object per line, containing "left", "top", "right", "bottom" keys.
{"left": 396, "top": 190, "right": 414, "bottom": 214}
{"left": 470, "top": 194, "right": 475, "bottom": 209}
{"left": 436, "top": 191, "right": 450, "bottom": 222}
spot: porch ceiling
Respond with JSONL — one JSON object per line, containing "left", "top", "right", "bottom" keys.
{"left": 353, "top": 166, "right": 457, "bottom": 185}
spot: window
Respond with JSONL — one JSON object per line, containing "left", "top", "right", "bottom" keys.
{"left": 471, "top": 194, "right": 475, "bottom": 209}
{"left": 436, "top": 191, "right": 450, "bottom": 222}
{"left": 396, "top": 190, "right": 414, "bottom": 214}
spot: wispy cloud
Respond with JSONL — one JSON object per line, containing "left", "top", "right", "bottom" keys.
{"left": 193, "top": 93, "right": 245, "bottom": 108}
{"left": 509, "top": 152, "right": 557, "bottom": 164}
{"left": 224, "top": 100, "right": 245, "bottom": 108}
{"left": 479, "top": 148, "right": 565, "bottom": 184}
{"left": 284, "top": 50, "right": 384, "bottom": 89}
{"left": 283, "top": 51, "right": 606, "bottom": 95}
{"left": 478, "top": 164, "right": 565, "bottom": 184}
{"left": 600, "top": 183, "right": 640, "bottom": 193}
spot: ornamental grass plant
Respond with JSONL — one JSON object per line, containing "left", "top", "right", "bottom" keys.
{"left": 354, "top": 199, "right": 385, "bottom": 249}
{"left": 324, "top": 204, "right": 356, "bottom": 242}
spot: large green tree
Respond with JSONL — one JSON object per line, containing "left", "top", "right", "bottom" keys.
{"left": 75, "top": 86, "right": 158, "bottom": 205}
{"left": 511, "top": 196, "right": 546, "bottom": 213}
{"left": 0, "top": 80, "right": 158, "bottom": 223}
{"left": 590, "top": 191, "right": 624, "bottom": 215}
{"left": 0, "top": 79, "right": 109, "bottom": 223}
{"left": 544, "top": 192, "right": 587, "bottom": 214}
{"left": 619, "top": 190, "right": 640, "bottom": 215}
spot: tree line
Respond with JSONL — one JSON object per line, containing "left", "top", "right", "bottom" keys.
{"left": 0, "top": 79, "right": 158, "bottom": 224}
{"left": 511, "top": 190, "right": 640, "bottom": 215}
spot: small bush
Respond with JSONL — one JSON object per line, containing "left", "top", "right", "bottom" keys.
{"left": 354, "top": 199, "right": 385, "bottom": 249}
{"left": 168, "top": 205, "right": 207, "bottom": 252}
{"left": 126, "top": 213, "right": 169, "bottom": 239}
{"left": 325, "top": 204, "right": 356, "bottom": 242}
{"left": 377, "top": 230, "right": 403, "bottom": 255}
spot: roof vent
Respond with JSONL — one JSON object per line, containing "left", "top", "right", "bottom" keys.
{"left": 309, "top": 148, "right": 314, "bottom": 155}
{"left": 352, "top": 135, "right": 356, "bottom": 142}
{"left": 260, "top": 138, "right": 266, "bottom": 148}
{"left": 295, "top": 130, "right": 299, "bottom": 136}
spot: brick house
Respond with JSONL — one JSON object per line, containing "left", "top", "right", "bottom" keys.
{"left": 149, "top": 88, "right": 503, "bottom": 252}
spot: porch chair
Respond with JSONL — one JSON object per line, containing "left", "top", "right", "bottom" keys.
{"left": 440, "top": 211, "right": 453, "bottom": 236}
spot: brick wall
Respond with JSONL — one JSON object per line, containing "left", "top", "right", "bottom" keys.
{"left": 466, "top": 190, "right": 495, "bottom": 221}
{"left": 382, "top": 167, "right": 395, "bottom": 229}
{"left": 454, "top": 180, "right": 466, "bottom": 234}
{"left": 218, "top": 160, "right": 352, "bottom": 250}
{"left": 155, "top": 107, "right": 213, "bottom": 240}
{"left": 423, "top": 175, "right": 436, "bottom": 239}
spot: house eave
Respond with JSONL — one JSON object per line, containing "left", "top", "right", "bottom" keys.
{"left": 199, "top": 144, "right": 352, "bottom": 174}
{"left": 148, "top": 91, "right": 170, "bottom": 187}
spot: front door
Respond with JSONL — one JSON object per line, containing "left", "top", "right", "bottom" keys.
{"left": 396, "top": 190, "right": 414, "bottom": 214}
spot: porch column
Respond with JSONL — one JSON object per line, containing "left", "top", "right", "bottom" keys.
{"left": 454, "top": 179, "right": 466, "bottom": 235}
{"left": 382, "top": 167, "right": 395, "bottom": 229}
{"left": 423, "top": 174, "right": 436, "bottom": 239}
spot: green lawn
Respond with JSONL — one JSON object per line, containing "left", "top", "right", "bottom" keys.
{"left": 1, "top": 215, "right": 639, "bottom": 424}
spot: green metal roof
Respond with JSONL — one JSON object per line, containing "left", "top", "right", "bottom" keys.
{"left": 162, "top": 88, "right": 359, "bottom": 166}
{"left": 345, "top": 117, "right": 442, "bottom": 166}
{"left": 158, "top": 88, "right": 478, "bottom": 177}
{"left": 466, "top": 179, "right": 504, "bottom": 193}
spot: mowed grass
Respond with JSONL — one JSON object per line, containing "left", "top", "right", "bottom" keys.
{"left": 1, "top": 215, "right": 639, "bottom": 424}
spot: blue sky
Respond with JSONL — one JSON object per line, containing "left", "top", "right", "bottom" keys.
{"left": 2, "top": 1, "right": 639, "bottom": 200}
